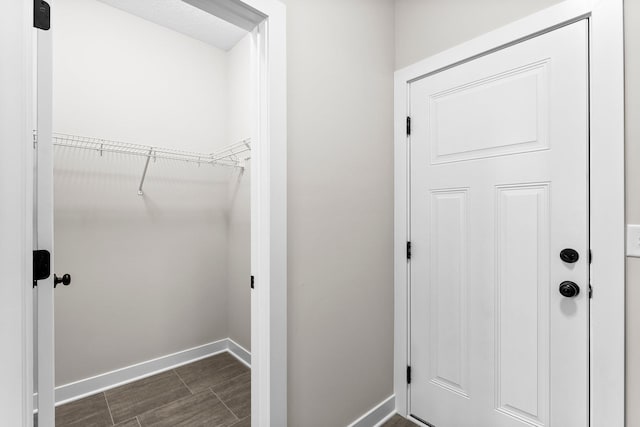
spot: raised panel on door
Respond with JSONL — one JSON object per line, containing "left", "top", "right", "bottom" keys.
{"left": 429, "top": 60, "right": 549, "bottom": 165}
{"left": 428, "top": 189, "right": 469, "bottom": 398}
{"left": 409, "top": 21, "right": 588, "bottom": 427}
{"left": 495, "top": 184, "right": 550, "bottom": 426}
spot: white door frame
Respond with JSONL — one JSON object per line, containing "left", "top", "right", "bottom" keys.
{"left": 182, "top": 3, "right": 287, "bottom": 425}
{"left": 0, "top": 1, "right": 35, "bottom": 426}
{"left": 0, "top": 0, "right": 287, "bottom": 425}
{"left": 394, "top": 1, "right": 624, "bottom": 426}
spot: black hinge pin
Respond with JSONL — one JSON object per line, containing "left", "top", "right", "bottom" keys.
{"left": 250, "top": 275, "right": 255, "bottom": 289}
{"left": 407, "top": 241, "right": 411, "bottom": 260}
{"left": 589, "top": 285, "right": 593, "bottom": 298}
{"left": 406, "top": 117, "right": 411, "bottom": 136}
{"left": 407, "top": 366, "right": 411, "bottom": 384}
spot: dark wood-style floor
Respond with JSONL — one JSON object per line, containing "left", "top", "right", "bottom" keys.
{"left": 382, "top": 414, "right": 420, "bottom": 427}
{"left": 55, "top": 351, "right": 250, "bottom": 427}
{"left": 56, "top": 350, "right": 419, "bottom": 427}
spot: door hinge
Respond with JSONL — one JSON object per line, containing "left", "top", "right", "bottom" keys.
{"left": 589, "top": 249, "right": 592, "bottom": 264}
{"left": 407, "top": 366, "right": 412, "bottom": 384}
{"left": 33, "top": 249, "right": 51, "bottom": 288}
{"left": 33, "top": 0, "right": 51, "bottom": 30}
{"left": 406, "top": 117, "right": 411, "bottom": 136}
{"left": 250, "top": 275, "right": 255, "bottom": 289}
{"left": 589, "top": 284, "right": 593, "bottom": 298}
{"left": 407, "top": 241, "right": 412, "bottom": 260}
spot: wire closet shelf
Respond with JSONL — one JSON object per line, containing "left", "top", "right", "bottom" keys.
{"left": 48, "top": 132, "right": 251, "bottom": 196}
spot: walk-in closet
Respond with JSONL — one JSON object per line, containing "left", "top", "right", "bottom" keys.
{"left": 46, "top": 0, "right": 253, "bottom": 424}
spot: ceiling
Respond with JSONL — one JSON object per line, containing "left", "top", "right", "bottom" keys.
{"left": 97, "top": 0, "right": 248, "bottom": 51}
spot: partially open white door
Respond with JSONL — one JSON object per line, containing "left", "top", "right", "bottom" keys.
{"left": 34, "top": 16, "right": 56, "bottom": 427}
{"left": 409, "top": 21, "right": 589, "bottom": 427}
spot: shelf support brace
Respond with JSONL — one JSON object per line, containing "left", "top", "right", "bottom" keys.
{"left": 138, "top": 148, "right": 153, "bottom": 196}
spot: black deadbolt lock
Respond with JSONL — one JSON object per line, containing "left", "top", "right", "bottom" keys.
{"left": 559, "top": 281, "right": 580, "bottom": 298}
{"left": 560, "top": 248, "right": 579, "bottom": 263}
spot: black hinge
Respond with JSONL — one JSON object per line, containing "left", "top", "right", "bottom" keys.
{"left": 406, "top": 241, "right": 412, "bottom": 260}
{"left": 34, "top": 0, "right": 51, "bottom": 30}
{"left": 589, "top": 285, "right": 593, "bottom": 298}
{"left": 407, "top": 366, "right": 412, "bottom": 384}
{"left": 589, "top": 249, "right": 592, "bottom": 264}
{"left": 33, "top": 250, "right": 51, "bottom": 288}
{"left": 250, "top": 275, "right": 255, "bottom": 289}
{"left": 406, "top": 117, "right": 411, "bottom": 136}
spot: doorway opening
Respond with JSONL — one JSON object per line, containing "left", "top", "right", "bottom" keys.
{"left": 31, "top": 0, "right": 287, "bottom": 425}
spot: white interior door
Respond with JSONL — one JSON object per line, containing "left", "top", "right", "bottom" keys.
{"left": 35, "top": 12, "right": 56, "bottom": 427}
{"left": 409, "top": 21, "right": 589, "bottom": 427}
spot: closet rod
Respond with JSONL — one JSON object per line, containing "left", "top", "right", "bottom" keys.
{"left": 47, "top": 132, "right": 251, "bottom": 196}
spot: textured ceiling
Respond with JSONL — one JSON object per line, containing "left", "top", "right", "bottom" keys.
{"left": 97, "top": 0, "right": 248, "bottom": 51}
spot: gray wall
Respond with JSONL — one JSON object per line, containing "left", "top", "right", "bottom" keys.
{"left": 283, "top": 0, "right": 395, "bottom": 425}
{"left": 54, "top": 159, "right": 232, "bottom": 386}
{"left": 227, "top": 163, "right": 251, "bottom": 351}
{"left": 394, "top": 1, "right": 640, "bottom": 426}
{"left": 227, "top": 35, "right": 252, "bottom": 351}
{"left": 226, "top": 35, "right": 252, "bottom": 352}
{"left": 395, "top": 0, "right": 563, "bottom": 69}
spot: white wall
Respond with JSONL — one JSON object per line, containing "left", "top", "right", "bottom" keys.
{"left": 226, "top": 34, "right": 252, "bottom": 351}
{"left": 282, "top": 0, "right": 395, "bottom": 425}
{"left": 53, "top": 0, "right": 250, "bottom": 386}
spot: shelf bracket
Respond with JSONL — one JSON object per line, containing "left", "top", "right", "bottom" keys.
{"left": 138, "top": 148, "right": 154, "bottom": 196}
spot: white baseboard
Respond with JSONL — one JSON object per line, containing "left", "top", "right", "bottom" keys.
{"left": 47, "top": 338, "right": 251, "bottom": 406}
{"left": 347, "top": 395, "right": 396, "bottom": 427}
{"left": 227, "top": 338, "right": 251, "bottom": 367}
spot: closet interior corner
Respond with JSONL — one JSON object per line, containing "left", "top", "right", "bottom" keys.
{"left": 47, "top": 0, "right": 253, "bottom": 423}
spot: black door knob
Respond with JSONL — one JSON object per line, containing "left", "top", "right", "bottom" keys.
{"left": 559, "top": 281, "right": 580, "bottom": 298}
{"left": 560, "top": 248, "right": 580, "bottom": 263}
{"left": 54, "top": 274, "right": 71, "bottom": 288}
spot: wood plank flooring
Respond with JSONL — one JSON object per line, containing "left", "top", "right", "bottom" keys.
{"left": 56, "top": 351, "right": 418, "bottom": 427}
{"left": 381, "top": 414, "right": 420, "bottom": 427}
{"left": 55, "top": 352, "right": 250, "bottom": 427}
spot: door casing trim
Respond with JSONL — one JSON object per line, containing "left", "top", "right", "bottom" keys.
{"left": 393, "top": 1, "right": 624, "bottom": 425}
